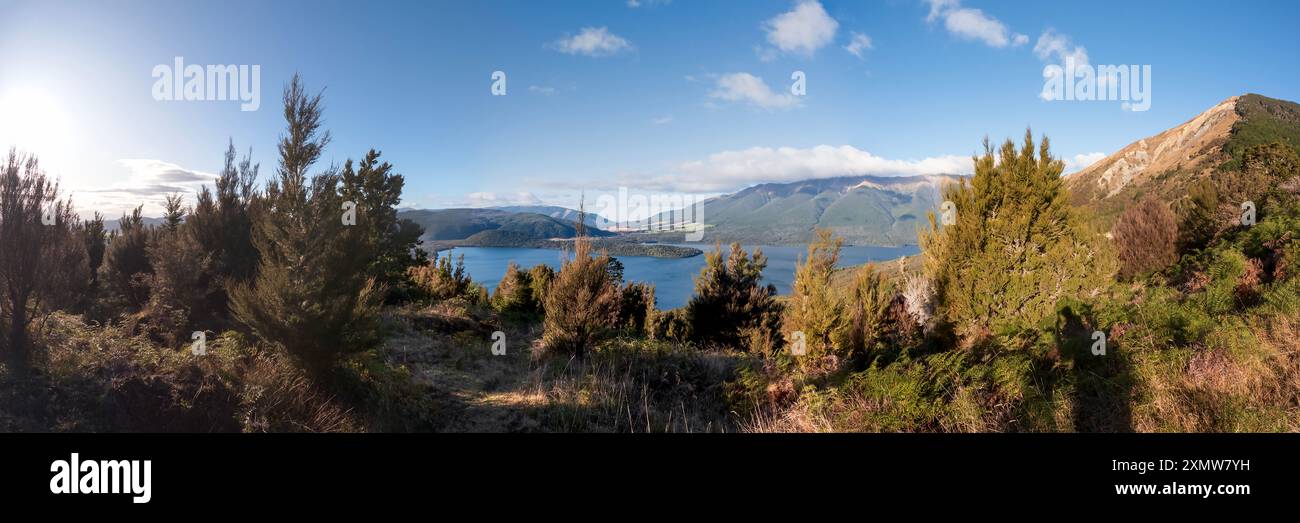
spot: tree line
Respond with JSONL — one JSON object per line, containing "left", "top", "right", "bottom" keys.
{"left": 0, "top": 74, "right": 424, "bottom": 382}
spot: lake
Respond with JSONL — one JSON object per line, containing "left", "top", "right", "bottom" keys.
{"left": 441, "top": 243, "right": 921, "bottom": 309}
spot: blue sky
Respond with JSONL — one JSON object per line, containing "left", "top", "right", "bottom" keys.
{"left": 1, "top": 0, "right": 1297, "bottom": 218}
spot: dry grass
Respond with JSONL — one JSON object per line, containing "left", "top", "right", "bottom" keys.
{"left": 1, "top": 311, "right": 363, "bottom": 432}
{"left": 527, "top": 340, "right": 739, "bottom": 432}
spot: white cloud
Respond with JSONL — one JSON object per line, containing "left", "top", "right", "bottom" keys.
{"left": 1034, "top": 29, "right": 1092, "bottom": 100}
{"left": 73, "top": 159, "right": 218, "bottom": 217}
{"left": 924, "top": 0, "right": 1026, "bottom": 48}
{"left": 1033, "top": 29, "right": 1089, "bottom": 66}
{"left": 708, "top": 73, "right": 801, "bottom": 110}
{"left": 550, "top": 27, "right": 633, "bottom": 57}
{"left": 627, "top": 0, "right": 670, "bottom": 7}
{"left": 845, "top": 32, "right": 873, "bottom": 58}
{"left": 762, "top": 0, "right": 839, "bottom": 57}
{"left": 631, "top": 145, "right": 971, "bottom": 192}
{"left": 652, "top": 115, "right": 674, "bottom": 125}
{"left": 1064, "top": 152, "right": 1106, "bottom": 173}
{"left": 465, "top": 191, "right": 544, "bottom": 207}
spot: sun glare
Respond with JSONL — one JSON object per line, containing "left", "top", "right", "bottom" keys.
{"left": 0, "top": 87, "right": 78, "bottom": 174}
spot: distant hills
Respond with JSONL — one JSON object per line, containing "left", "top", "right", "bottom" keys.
{"left": 1067, "top": 93, "right": 1300, "bottom": 229}
{"left": 490, "top": 205, "right": 611, "bottom": 230}
{"left": 396, "top": 207, "right": 699, "bottom": 258}
{"left": 395, "top": 175, "right": 967, "bottom": 249}
{"left": 639, "top": 174, "right": 965, "bottom": 246}
{"left": 396, "top": 208, "right": 614, "bottom": 248}
{"left": 103, "top": 216, "right": 166, "bottom": 231}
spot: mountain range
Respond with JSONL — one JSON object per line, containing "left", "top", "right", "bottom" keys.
{"left": 490, "top": 205, "right": 611, "bottom": 230}
{"left": 396, "top": 207, "right": 614, "bottom": 248}
{"left": 638, "top": 174, "right": 965, "bottom": 246}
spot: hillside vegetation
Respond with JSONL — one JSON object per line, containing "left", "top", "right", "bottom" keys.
{"left": 3, "top": 87, "right": 1299, "bottom": 432}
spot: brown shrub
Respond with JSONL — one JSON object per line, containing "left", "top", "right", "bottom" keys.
{"left": 1113, "top": 198, "right": 1179, "bottom": 279}
{"left": 1235, "top": 257, "right": 1265, "bottom": 304}
{"left": 538, "top": 240, "right": 619, "bottom": 358}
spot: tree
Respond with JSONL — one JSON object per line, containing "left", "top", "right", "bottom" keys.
{"left": 617, "top": 281, "right": 655, "bottom": 335}
{"left": 408, "top": 250, "right": 478, "bottom": 302}
{"left": 189, "top": 140, "right": 260, "bottom": 282}
{"left": 1178, "top": 178, "right": 1219, "bottom": 253}
{"left": 1112, "top": 198, "right": 1179, "bottom": 280}
{"left": 920, "top": 132, "right": 1112, "bottom": 340}
{"left": 784, "top": 229, "right": 846, "bottom": 359}
{"left": 833, "top": 263, "right": 894, "bottom": 357}
{"left": 338, "top": 149, "right": 425, "bottom": 288}
{"left": 99, "top": 206, "right": 153, "bottom": 313}
{"left": 184, "top": 141, "right": 260, "bottom": 326}
{"left": 685, "top": 243, "right": 782, "bottom": 349}
{"left": 0, "top": 150, "right": 89, "bottom": 371}
{"left": 160, "top": 193, "right": 184, "bottom": 230}
{"left": 493, "top": 262, "right": 540, "bottom": 315}
{"left": 82, "top": 212, "right": 107, "bottom": 286}
{"left": 528, "top": 264, "right": 555, "bottom": 312}
{"left": 229, "top": 74, "right": 382, "bottom": 379}
{"left": 144, "top": 195, "right": 214, "bottom": 344}
{"left": 539, "top": 238, "right": 620, "bottom": 357}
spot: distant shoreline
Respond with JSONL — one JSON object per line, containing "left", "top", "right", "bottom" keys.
{"left": 422, "top": 238, "right": 703, "bottom": 259}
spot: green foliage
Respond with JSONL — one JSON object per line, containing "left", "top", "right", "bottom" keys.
{"left": 921, "top": 132, "right": 1114, "bottom": 340}
{"left": 1177, "top": 178, "right": 1219, "bottom": 252}
{"left": 834, "top": 263, "right": 894, "bottom": 357}
{"left": 339, "top": 149, "right": 425, "bottom": 289}
{"left": 492, "top": 262, "right": 541, "bottom": 316}
{"left": 81, "top": 212, "right": 107, "bottom": 286}
{"left": 685, "top": 243, "right": 782, "bottom": 349}
{"left": 99, "top": 206, "right": 153, "bottom": 312}
{"left": 143, "top": 206, "right": 215, "bottom": 345}
{"left": 539, "top": 240, "right": 620, "bottom": 357}
{"left": 0, "top": 150, "right": 89, "bottom": 370}
{"left": 185, "top": 141, "right": 260, "bottom": 323}
{"left": 617, "top": 281, "right": 656, "bottom": 335}
{"left": 650, "top": 307, "right": 692, "bottom": 343}
{"left": 408, "top": 250, "right": 482, "bottom": 303}
{"left": 229, "top": 74, "right": 383, "bottom": 379}
{"left": 784, "top": 229, "right": 846, "bottom": 362}
{"left": 527, "top": 264, "right": 555, "bottom": 312}
{"left": 1220, "top": 94, "right": 1300, "bottom": 172}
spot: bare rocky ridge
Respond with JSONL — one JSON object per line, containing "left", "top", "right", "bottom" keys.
{"left": 1068, "top": 96, "right": 1239, "bottom": 201}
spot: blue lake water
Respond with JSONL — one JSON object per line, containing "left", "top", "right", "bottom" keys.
{"left": 442, "top": 244, "right": 921, "bottom": 309}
